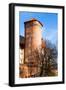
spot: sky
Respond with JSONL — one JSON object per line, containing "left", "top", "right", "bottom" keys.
{"left": 19, "top": 11, "right": 58, "bottom": 45}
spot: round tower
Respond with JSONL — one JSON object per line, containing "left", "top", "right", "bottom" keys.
{"left": 24, "top": 18, "right": 43, "bottom": 77}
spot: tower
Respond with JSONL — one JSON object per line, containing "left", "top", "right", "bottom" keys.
{"left": 24, "top": 18, "right": 43, "bottom": 77}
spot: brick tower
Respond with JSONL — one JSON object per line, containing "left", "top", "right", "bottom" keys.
{"left": 24, "top": 18, "right": 43, "bottom": 77}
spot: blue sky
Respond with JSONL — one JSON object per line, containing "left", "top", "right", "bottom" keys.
{"left": 19, "top": 11, "right": 58, "bottom": 45}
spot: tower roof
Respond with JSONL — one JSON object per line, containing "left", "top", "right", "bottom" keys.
{"left": 24, "top": 18, "right": 43, "bottom": 26}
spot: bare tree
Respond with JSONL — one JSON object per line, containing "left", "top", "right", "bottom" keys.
{"left": 33, "top": 40, "right": 58, "bottom": 77}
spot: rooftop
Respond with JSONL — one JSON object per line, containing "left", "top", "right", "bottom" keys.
{"left": 24, "top": 18, "right": 43, "bottom": 26}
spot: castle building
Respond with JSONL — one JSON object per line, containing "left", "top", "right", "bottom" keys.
{"left": 24, "top": 18, "right": 43, "bottom": 77}
{"left": 19, "top": 18, "right": 45, "bottom": 78}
